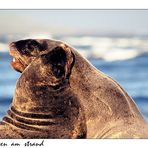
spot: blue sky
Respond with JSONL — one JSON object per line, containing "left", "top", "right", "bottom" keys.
{"left": 0, "top": 10, "right": 148, "bottom": 36}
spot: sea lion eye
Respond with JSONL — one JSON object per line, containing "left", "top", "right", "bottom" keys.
{"left": 26, "top": 40, "right": 44, "bottom": 56}
{"left": 15, "top": 39, "right": 42, "bottom": 56}
{"left": 27, "top": 40, "right": 41, "bottom": 51}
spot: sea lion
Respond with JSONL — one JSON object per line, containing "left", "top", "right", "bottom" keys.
{"left": 0, "top": 38, "right": 148, "bottom": 138}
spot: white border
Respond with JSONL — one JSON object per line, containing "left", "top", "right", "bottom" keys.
{"left": 0, "top": 0, "right": 148, "bottom": 9}
{"left": 0, "top": 0, "right": 148, "bottom": 147}
{"left": 0, "top": 139, "right": 148, "bottom": 148}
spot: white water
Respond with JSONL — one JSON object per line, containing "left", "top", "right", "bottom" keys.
{"left": 0, "top": 35, "right": 148, "bottom": 121}
{"left": 61, "top": 36, "right": 148, "bottom": 61}
{"left": 0, "top": 43, "right": 8, "bottom": 52}
{"left": 1, "top": 36, "right": 148, "bottom": 62}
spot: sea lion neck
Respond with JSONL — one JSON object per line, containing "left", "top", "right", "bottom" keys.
{"left": 3, "top": 78, "right": 86, "bottom": 138}
{"left": 70, "top": 50, "right": 145, "bottom": 137}
{"left": 12, "top": 79, "right": 72, "bottom": 115}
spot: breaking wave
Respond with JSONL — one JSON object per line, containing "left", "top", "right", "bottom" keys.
{"left": 61, "top": 36, "right": 148, "bottom": 61}
{"left": 0, "top": 35, "right": 148, "bottom": 121}
{"left": 1, "top": 36, "right": 148, "bottom": 61}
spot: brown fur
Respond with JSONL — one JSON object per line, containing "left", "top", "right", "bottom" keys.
{"left": 0, "top": 39, "right": 148, "bottom": 138}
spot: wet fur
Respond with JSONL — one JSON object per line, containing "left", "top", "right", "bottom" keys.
{"left": 0, "top": 39, "right": 148, "bottom": 138}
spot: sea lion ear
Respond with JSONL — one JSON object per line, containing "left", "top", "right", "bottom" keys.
{"left": 42, "top": 46, "right": 74, "bottom": 78}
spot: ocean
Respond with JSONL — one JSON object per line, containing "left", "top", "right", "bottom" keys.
{"left": 0, "top": 36, "right": 148, "bottom": 121}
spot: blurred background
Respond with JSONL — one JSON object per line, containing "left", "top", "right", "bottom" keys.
{"left": 0, "top": 10, "right": 148, "bottom": 121}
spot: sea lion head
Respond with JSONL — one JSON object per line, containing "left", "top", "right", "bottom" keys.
{"left": 8, "top": 39, "right": 86, "bottom": 138}
{"left": 9, "top": 39, "right": 75, "bottom": 87}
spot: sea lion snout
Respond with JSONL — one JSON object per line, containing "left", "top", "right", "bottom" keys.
{"left": 9, "top": 39, "right": 40, "bottom": 72}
